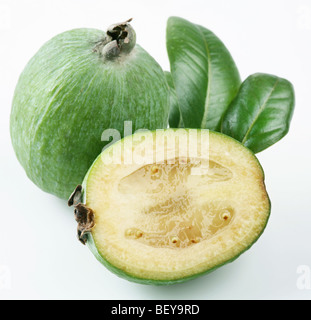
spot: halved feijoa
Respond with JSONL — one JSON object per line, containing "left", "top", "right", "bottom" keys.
{"left": 70, "top": 129, "right": 270, "bottom": 285}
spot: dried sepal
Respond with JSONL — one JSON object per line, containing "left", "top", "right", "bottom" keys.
{"left": 68, "top": 184, "right": 83, "bottom": 207}
{"left": 68, "top": 185, "right": 95, "bottom": 245}
{"left": 93, "top": 18, "right": 136, "bottom": 60}
{"left": 74, "top": 203, "right": 95, "bottom": 245}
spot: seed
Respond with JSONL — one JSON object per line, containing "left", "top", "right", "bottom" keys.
{"left": 135, "top": 230, "right": 143, "bottom": 238}
{"left": 171, "top": 236, "right": 179, "bottom": 244}
{"left": 222, "top": 211, "right": 231, "bottom": 221}
{"left": 191, "top": 237, "right": 200, "bottom": 244}
{"left": 125, "top": 229, "right": 134, "bottom": 237}
{"left": 151, "top": 165, "right": 159, "bottom": 174}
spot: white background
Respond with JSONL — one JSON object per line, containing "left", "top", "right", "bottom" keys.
{"left": 1, "top": 0, "right": 311, "bottom": 300}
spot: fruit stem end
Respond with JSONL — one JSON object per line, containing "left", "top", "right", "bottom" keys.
{"left": 94, "top": 18, "right": 136, "bottom": 61}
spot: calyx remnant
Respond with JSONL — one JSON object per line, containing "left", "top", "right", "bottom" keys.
{"left": 68, "top": 185, "right": 95, "bottom": 245}
{"left": 94, "top": 18, "right": 136, "bottom": 60}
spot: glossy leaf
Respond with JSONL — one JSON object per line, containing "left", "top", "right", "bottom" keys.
{"left": 221, "top": 73, "right": 295, "bottom": 153}
{"left": 165, "top": 71, "right": 183, "bottom": 128}
{"left": 166, "top": 16, "right": 241, "bottom": 131}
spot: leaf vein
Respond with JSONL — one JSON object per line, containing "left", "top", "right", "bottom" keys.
{"left": 241, "top": 78, "right": 280, "bottom": 145}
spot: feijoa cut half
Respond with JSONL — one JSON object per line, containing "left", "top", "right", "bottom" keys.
{"left": 70, "top": 129, "right": 270, "bottom": 285}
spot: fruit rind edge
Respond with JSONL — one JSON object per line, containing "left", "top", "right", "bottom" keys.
{"left": 77, "top": 129, "right": 271, "bottom": 285}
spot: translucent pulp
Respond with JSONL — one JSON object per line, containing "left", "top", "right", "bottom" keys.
{"left": 120, "top": 158, "right": 235, "bottom": 249}
{"left": 86, "top": 130, "right": 270, "bottom": 283}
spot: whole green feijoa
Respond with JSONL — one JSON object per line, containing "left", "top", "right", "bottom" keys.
{"left": 10, "top": 19, "right": 170, "bottom": 200}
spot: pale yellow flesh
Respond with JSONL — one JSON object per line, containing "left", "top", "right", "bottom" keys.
{"left": 86, "top": 130, "right": 270, "bottom": 281}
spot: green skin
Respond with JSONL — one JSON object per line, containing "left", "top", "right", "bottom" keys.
{"left": 10, "top": 26, "right": 170, "bottom": 200}
{"left": 79, "top": 129, "right": 271, "bottom": 286}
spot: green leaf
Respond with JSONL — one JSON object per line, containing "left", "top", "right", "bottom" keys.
{"left": 164, "top": 71, "right": 183, "bottom": 128}
{"left": 221, "top": 73, "right": 295, "bottom": 153}
{"left": 166, "top": 16, "right": 241, "bottom": 131}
